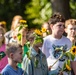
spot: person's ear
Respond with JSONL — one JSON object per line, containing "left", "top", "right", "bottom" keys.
{"left": 50, "top": 24, "right": 53, "bottom": 29}
{"left": 10, "top": 53, "right": 14, "bottom": 58}
{"left": 65, "top": 28, "right": 68, "bottom": 33}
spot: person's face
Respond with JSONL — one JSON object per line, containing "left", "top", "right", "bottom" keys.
{"left": 34, "top": 42, "right": 43, "bottom": 48}
{"left": 66, "top": 24, "right": 76, "bottom": 37}
{"left": 51, "top": 22, "right": 65, "bottom": 36}
{"left": 12, "top": 47, "right": 23, "bottom": 63}
{"left": 42, "top": 23, "right": 49, "bottom": 30}
{"left": 22, "top": 29, "right": 28, "bottom": 46}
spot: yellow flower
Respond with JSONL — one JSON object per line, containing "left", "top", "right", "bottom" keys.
{"left": 41, "top": 28, "right": 47, "bottom": 33}
{"left": 19, "top": 20, "right": 26, "bottom": 24}
{"left": 1, "top": 21, "right": 6, "bottom": 25}
{"left": 66, "top": 64, "right": 71, "bottom": 71}
{"left": 70, "top": 46, "right": 76, "bottom": 55}
{"left": 35, "top": 29, "right": 42, "bottom": 36}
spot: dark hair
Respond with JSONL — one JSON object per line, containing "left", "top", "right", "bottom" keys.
{"left": 6, "top": 43, "right": 22, "bottom": 56}
{"left": 48, "top": 13, "right": 65, "bottom": 25}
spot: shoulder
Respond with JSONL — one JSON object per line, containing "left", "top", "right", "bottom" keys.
{"left": 1, "top": 65, "right": 9, "bottom": 75}
{"left": 62, "top": 36, "right": 72, "bottom": 49}
{"left": 62, "top": 36, "right": 72, "bottom": 43}
{"left": 43, "top": 35, "right": 51, "bottom": 40}
{"left": 1, "top": 70, "right": 9, "bottom": 75}
{"left": 43, "top": 35, "right": 52, "bottom": 44}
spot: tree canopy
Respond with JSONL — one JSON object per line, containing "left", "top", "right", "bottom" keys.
{"left": 0, "top": 0, "right": 76, "bottom": 30}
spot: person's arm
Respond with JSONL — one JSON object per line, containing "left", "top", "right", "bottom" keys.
{"left": 71, "top": 61, "right": 76, "bottom": 75}
{"left": 22, "top": 55, "right": 33, "bottom": 75}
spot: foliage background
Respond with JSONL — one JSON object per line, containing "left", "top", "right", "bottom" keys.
{"left": 0, "top": 0, "right": 76, "bottom": 30}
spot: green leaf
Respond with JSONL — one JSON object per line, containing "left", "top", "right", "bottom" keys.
{"left": 67, "top": 60, "right": 70, "bottom": 66}
{"left": 18, "top": 25, "right": 23, "bottom": 31}
{"left": 70, "top": 53, "right": 75, "bottom": 60}
{"left": 24, "top": 24, "right": 28, "bottom": 28}
{"left": 62, "top": 62, "right": 66, "bottom": 71}
{"left": 17, "top": 33, "right": 21, "bottom": 41}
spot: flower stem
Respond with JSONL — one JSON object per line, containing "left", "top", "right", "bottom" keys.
{"left": 51, "top": 52, "right": 63, "bottom": 68}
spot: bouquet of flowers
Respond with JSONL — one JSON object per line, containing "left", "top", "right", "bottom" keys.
{"left": 50, "top": 46, "right": 76, "bottom": 75}
{"left": 25, "top": 28, "right": 45, "bottom": 59}
{"left": 25, "top": 28, "right": 47, "bottom": 67}
{"left": 61, "top": 46, "right": 76, "bottom": 74}
{"left": 16, "top": 19, "right": 28, "bottom": 45}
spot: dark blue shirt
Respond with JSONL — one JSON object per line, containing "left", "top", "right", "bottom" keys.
{"left": 1, "top": 64, "right": 24, "bottom": 75}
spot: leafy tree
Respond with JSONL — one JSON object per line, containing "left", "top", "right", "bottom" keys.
{"left": 0, "top": 0, "right": 28, "bottom": 30}
{"left": 25, "top": 0, "right": 52, "bottom": 28}
{"left": 70, "top": 0, "right": 76, "bottom": 19}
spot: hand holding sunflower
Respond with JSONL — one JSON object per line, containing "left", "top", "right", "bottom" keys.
{"left": 61, "top": 46, "right": 76, "bottom": 74}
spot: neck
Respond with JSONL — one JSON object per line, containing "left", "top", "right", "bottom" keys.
{"left": 8, "top": 58, "right": 18, "bottom": 70}
{"left": 51, "top": 34, "right": 62, "bottom": 39}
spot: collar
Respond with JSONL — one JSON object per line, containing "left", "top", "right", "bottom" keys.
{"left": 31, "top": 47, "right": 43, "bottom": 57}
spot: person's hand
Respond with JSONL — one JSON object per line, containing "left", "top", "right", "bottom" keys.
{"left": 48, "top": 66, "right": 52, "bottom": 71}
{"left": 59, "top": 71, "right": 63, "bottom": 75}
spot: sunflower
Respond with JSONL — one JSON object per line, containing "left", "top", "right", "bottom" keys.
{"left": 41, "top": 28, "right": 47, "bottom": 33}
{"left": 34, "top": 29, "right": 42, "bottom": 36}
{"left": 70, "top": 46, "right": 76, "bottom": 55}
{"left": 66, "top": 64, "right": 71, "bottom": 71}
{"left": 1, "top": 21, "right": 6, "bottom": 25}
{"left": 19, "top": 20, "right": 26, "bottom": 24}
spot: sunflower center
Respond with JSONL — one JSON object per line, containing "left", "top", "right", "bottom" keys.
{"left": 73, "top": 48, "right": 75, "bottom": 52}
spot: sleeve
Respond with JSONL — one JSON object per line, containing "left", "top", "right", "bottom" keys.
{"left": 22, "top": 55, "right": 33, "bottom": 75}
{"left": 44, "top": 55, "right": 49, "bottom": 75}
{"left": 42, "top": 40, "right": 50, "bottom": 58}
{"left": 42, "top": 39, "right": 48, "bottom": 58}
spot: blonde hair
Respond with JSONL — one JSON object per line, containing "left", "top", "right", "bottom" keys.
{"left": 65, "top": 19, "right": 76, "bottom": 28}
{"left": 11, "top": 15, "right": 23, "bottom": 30}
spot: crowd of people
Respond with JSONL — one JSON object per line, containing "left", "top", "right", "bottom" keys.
{"left": 0, "top": 13, "right": 76, "bottom": 75}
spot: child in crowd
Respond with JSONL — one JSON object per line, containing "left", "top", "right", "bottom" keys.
{"left": 41, "top": 22, "right": 51, "bottom": 37}
{"left": 42, "top": 13, "right": 72, "bottom": 75}
{"left": 22, "top": 31, "right": 48, "bottom": 75}
{"left": 1, "top": 43, "right": 24, "bottom": 75}
{"left": 4, "top": 15, "right": 23, "bottom": 44}
{"left": 0, "top": 27, "right": 8, "bottom": 72}
{"left": 65, "top": 19, "right": 76, "bottom": 75}
{"left": 65, "top": 19, "right": 76, "bottom": 45}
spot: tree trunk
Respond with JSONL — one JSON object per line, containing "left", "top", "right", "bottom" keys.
{"left": 50, "top": 0, "right": 71, "bottom": 20}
